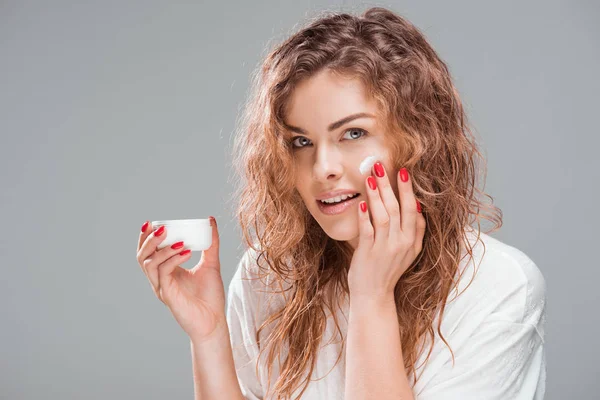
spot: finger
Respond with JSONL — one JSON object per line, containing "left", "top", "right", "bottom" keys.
{"left": 145, "top": 240, "right": 187, "bottom": 294}
{"left": 373, "top": 162, "right": 401, "bottom": 243}
{"left": 137, "top": 222, "right": 159, "bottom": 276}
{"left": 137, "top": 221, "right": 153, "bottom": 279}
{"left": 137, "top": 221, "right": 152, "bottom": 253}
{"left": 137, "top": 225, "right": 166, "bottom": 265}
{"left": 357, "top": 200, "right": 374, "bottom": 248}
{"left": 137, "top": 225, "right": 167, "bottom": 292}
{"left": 414, "top": 202, "right": 426, "bottom": 255}
{"left": 198, "top": 216, "right": 221, "bottom": 271}
{"left": 397, "top": 167, "right": 418, "bottom": 240}
{"left": 157, "top": 247, "right": 193, "bottom": 297}
{"left": 365, "top": 174, "right": 390, "bottom": 241}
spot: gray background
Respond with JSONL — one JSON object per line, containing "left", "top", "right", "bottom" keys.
{"left": 1, "top": 0, "right": 598, "bottom": 398}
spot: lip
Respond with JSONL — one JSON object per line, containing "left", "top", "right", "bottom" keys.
{"left": 316, "top": 193, "right": 362, "bottom": 215}
{"left": 315, "top": 189, "right": 361, "bottom": 201}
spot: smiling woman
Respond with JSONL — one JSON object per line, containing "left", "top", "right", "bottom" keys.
{"left": 225, "top": 6, "right": 546, "bottom": 400}
{"left": 134, "top": 6, "right": 546, "bottom": 400}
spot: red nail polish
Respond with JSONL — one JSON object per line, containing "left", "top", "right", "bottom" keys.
{"left": 399, "top": 168, "right": 409, "bottom": 183}
{"left": 360, "top": 201, "right": 367, "bottom": 212}
{"left": 141, "top": 221, "right": 149, "bottom": 233}
{"left": 367, "top": 176, "right": 377, "bottom": 190}
{"left": 179, "top": 249, "right": 191, "bottom": 256}
{"left": 374, "top": 162, "right": 384, "bottom": 178}
{"left": 171, "top": 241, "right": 184, "bottom": 250}
{"left": 154, "top": 226, "right": 165, "bottom": 237}
{"left": 416, "top": 200, "right": 422, "bottom": 213}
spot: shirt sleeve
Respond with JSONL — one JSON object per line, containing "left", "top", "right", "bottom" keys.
{"left": 415, "top": 317, "right": 546, "bottom": 400}
{"left": 226, "top": 252, "right": 265, "bottom": 400}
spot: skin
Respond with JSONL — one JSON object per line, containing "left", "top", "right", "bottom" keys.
{"left": 284, "top": 68, "right": 400, "bottom": 250}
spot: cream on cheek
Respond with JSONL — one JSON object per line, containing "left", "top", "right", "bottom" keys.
{"left": 358, "top": 154, "right": 384, "bottom": 175}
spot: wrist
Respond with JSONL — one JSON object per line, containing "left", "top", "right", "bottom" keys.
{"left": 349, "top": 292, "right": 396, "bottom": 311}
{"left": 189, "top": 318, "right": 230, "bottom": 348}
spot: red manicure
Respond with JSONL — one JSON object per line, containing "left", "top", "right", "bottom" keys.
{"left": 141, "top": 221, "right": 149, "bottom": 233}
{"left": 367, "top": 176, "right": 377, "bottom": 190}
{"left": 399, "top": 168, "right": 409, "bottom": 183}
{"left": 360, "top": 202, "right": 367, "bottom": 212}
{"left": 171, "top": 241, "right": 184, "bottom": 250}
{"left": 374, "top": 162, "right": 385, "bottom": 178}
{"left": 179, "top": 249, "right": 191, "bottom": 256}
{"left": 416, "top": 200, "right": 422, "bottom": 213}
{"left": 153, "top": 226, "right": 165, "bottom": 237}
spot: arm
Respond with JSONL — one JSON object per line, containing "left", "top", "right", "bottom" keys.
{"left": 345, "top": 295, "right": 414, "bottom": 400}
{"left": 191, "top": 323, "right": 245, "bottom": 400}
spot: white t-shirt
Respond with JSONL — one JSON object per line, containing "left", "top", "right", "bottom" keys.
{"left": 226, "top": 229, "right": 547, "bottom": 399}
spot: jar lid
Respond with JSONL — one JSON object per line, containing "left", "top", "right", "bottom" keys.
{"left": 152, "top": 218, "right": 211, "bottom": 226}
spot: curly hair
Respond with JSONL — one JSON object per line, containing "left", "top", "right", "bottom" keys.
{"left": 229, "top": 6, "right": 502, "bottom": 400}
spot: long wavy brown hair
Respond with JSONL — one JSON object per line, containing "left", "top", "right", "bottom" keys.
{"left": 229, "top": 6, "right": 502, "bottom": 400}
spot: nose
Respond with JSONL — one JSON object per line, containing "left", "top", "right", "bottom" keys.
{"left": 312, "top": 143, "right": 343, "bottom": 182}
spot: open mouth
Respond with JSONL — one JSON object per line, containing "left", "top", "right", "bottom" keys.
{"left": 316, "top": 193, "right": 361, "bottom": 215}
{"left": 317, "top": 193, "right": 360, "bottom": 205}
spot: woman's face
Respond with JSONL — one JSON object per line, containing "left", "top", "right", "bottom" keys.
{"left": 283, "top": 69, "right": 400, "bottom": 250}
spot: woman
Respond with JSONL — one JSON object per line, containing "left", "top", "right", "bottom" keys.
{"left": 136, "top": 7, "right": 546, "bottom": 400}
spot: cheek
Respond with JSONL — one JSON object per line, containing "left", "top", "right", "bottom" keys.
{"left": 384, "top": 162, "right": 399, "bottom": 192}
{"left": 294, "top": 185, "right": 312, "bottom": 205}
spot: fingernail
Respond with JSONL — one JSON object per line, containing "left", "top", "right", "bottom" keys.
{"left": 154, "top": 226, "right": 165, "bottom": 237}
{"left": 360, "top": 201, "right": 367, "bottom": 212}
{"left": 399, "top": 168, "right": 409, "bottom": 183}
{"left": 374, "top": 162, "right": 384, "bottom": 178}
{"left": 367, "top": 176, "right": 377, "bottom": 190}
{"left": 141, "top": 221, "right": 149, "bottom": 233}
{"left": 179, "top": 249, "right": 191, "bottom": 256}
{"left": 416, "top": 200, "right": 422, "bottom": 213}
{"left": 171, "top": 241, "right": 184, "bottom": 250}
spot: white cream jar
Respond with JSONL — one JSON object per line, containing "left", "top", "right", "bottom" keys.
{"left": 151, "top": 218, "right": 212, "bottom": 252}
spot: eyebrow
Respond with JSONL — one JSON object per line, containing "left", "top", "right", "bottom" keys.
{"left": 284, "top": 112, "right": 376, "bottom": 135}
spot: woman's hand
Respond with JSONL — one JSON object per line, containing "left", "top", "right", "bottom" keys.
{"left": 136, "top": 217, "right": 227, "bottom": 341}
{"left": 348, "top": 163, "right": 426, "bottom": 304}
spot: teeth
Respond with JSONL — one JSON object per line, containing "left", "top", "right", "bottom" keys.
{"left": 320, "top": 193, "right": 358, "bottom": 204}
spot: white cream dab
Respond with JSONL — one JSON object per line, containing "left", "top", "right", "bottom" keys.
{"left": 359, "top": 155, "right": 381, "bottom": 175}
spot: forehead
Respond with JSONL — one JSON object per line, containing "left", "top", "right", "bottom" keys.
{"left": 284, "top": 69, "right": 379, "bottom": 127}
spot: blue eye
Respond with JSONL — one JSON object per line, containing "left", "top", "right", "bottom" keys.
{"left": 343, "top": 128, "right": 367, "bottom": 140}
{"left": 290, "top": 136, "right": 311, "bottom": 149}
{"left": 289, "top": 128, "right": 368, "bottom": 149}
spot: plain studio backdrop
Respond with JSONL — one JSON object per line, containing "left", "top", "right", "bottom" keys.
{"left": 1, "top": 0, "right": 598, "bottom": 398}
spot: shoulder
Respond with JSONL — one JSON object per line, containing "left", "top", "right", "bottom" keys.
{"left": 227, "top": 247, "right": 265, "bottom": 301}
{"left": 412, "top": 229, "right": 548, "bottom": 397}
{"left": 448, "top": 229, "right": 547, "bottom": 334}
{"left": 226, "top": 246, "right": 288, "bottom": 319}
